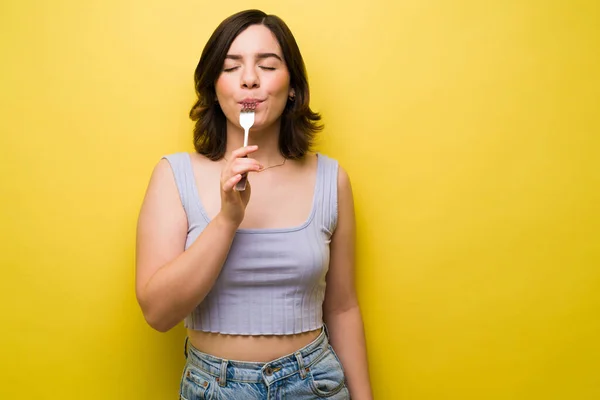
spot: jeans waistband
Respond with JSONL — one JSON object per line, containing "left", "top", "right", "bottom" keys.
{"left": 184, "top": 325, "right": 330, "bottom": 386}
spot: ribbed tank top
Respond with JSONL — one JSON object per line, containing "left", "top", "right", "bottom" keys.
{"left": 162, "top": 152, "right": 339, "bottom": 335}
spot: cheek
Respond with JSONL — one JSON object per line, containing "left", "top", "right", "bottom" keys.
{"left": 215, "top": 75, "right": 234, "bottom": 102}
{"left": 270, "top": 74, "right": 290, "bottom": 96}
{"left": 264, "top": 74, "right": 291, "bottom": 110}
{"left": 215, "top": 75, "right": 240, "bottom": 122}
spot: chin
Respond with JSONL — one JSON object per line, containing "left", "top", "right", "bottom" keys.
{"left": 248, "top": 114, "right": 271, "bottom": 130}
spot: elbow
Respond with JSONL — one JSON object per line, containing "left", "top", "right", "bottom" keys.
{"left": 138, "top": 297, "right": 177, "bottom": 333}
{"left": 146, "top": 318, "right": 175, "bottom": 333}
{"left": 324, "top": 302, "right": 361, "bottom": 323}
{"left": 144, "top": 312, "right": 174, "bottom": 333}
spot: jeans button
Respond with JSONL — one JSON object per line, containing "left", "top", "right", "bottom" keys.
{"left": 264, "top": 366, "right": 273, "bottom": 376}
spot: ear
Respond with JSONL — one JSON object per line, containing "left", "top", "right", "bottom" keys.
{"left": 288, "top": 88, "right": 296, "bottom": 101}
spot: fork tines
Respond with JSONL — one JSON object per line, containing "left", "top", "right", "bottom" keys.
{"left": 241, "top": 102, "right": 257, "bottom": 113}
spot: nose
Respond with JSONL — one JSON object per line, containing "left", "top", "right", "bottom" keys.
{"left": 240, "top": 66, "right": 259, "bottom": 89}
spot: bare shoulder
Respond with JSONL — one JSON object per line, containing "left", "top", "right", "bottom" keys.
{"left": 323, "top": 158, "right": 357, "bottom": 314}
{"left": 143, "top": 157, "right": 178, "bottom": 199}
{"left": 152, "top": 156, "right": 176, "bottom": 179}
{"left": 335, "top": 162, "right": 355, "bottom": 225}
{"left": 314, "top": 152, "right": 351, "bottom": 187}
{"left": 336, "top": 163, "right": 352, "bottom": 194}
{"left": 136, "top": 156, "right": 187, "bottom": 298}
{"left": 138, "top": 156, "right": 186, "bottom": 233}
{"left": 320, "top": 154, "right": 352, "bottom": 201}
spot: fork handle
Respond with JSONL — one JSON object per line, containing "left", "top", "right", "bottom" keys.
{"left": 234, "top": 155, "right": 248, "bottom": 191}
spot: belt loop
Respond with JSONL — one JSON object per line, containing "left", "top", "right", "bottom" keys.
{"left": 183, "top": 337, "right": 189, "bottom": 359}
{"left": 219, "top": 359, "right": 228, "bottom": 387}
{"left": 295, "top": 352, "right": 307, "bottom": 379}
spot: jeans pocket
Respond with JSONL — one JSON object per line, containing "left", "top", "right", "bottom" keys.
{"left": 180, "top": 363, "right": 215, "bottom": 400}
{"left": 308, "top": 347, "right": 347, "bottom": 398}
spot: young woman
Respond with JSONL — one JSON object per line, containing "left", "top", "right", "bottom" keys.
{"left": 136, "top": 9, "right": 373, "bottom": 399}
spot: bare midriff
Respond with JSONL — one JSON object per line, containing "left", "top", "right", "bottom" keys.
{"left": 187, "top": 327, "right": 322, "bottom": 362}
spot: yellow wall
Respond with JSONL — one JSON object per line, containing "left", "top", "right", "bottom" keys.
{"left": 1, "top": 0, "right": 599, "bottom": 398}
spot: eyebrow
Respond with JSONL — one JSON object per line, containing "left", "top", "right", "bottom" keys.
{"left": 225, "top": 53, "right": 283, "bottom": 62}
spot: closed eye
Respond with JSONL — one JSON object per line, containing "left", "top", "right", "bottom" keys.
{"left": 259, "top": 66, "right": 276, "bottom": 71}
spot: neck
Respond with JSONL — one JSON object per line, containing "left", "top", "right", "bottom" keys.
{"left": 225, "top": 120, "right": 284, "bottom": 165}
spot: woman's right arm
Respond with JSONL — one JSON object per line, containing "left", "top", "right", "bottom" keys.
{"left": 135, "top": 147, "right": 260, "bottom": 332}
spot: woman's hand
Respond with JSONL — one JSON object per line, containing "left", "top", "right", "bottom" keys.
{"left": 218, "top": 145, "right": 262, "bottom": 228}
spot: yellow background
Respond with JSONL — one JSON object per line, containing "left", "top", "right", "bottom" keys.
{"left": 1, "top": 0, "right": 599, "bottom": 398}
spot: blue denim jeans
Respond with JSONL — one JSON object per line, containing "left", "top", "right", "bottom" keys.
{"left": 180, "top": 326, "right": 350, "bottom": 399}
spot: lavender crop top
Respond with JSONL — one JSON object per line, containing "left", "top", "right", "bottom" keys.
{"left": 162, "top": 152, "right": 339, "bottom": 335}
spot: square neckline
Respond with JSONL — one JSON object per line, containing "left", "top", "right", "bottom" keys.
{"left": 184, "top": 152, "right": 323, "bottom": 234}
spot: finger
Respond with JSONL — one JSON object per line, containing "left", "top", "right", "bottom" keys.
{"left": 230, "top": 163, "right": 263, "bottom": 176}
{"left": 231, "top": 158, "right": 264, "bottom": 171}
{"left": 222, "top": 174, "right": 243, "bottom": 192}
{"left": 231, "top": 145, "right": 259, "bottom": 159}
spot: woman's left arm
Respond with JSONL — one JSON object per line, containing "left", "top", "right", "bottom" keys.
{"left": 323, "top": 165, "right": 374, "bottom": 400}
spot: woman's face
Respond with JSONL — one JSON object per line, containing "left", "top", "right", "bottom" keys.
{"left": 215, "top": 24, "right": 294, "bottom": 132}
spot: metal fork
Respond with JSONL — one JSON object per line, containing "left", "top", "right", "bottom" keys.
{"left": 235, "top": 102, "right": 256, "bottom": 191}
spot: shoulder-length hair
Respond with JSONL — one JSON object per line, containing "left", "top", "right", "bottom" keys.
{"left": 189, "top": 9, "right": 322, "bottom": 160}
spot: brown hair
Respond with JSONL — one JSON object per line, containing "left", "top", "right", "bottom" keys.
{"left": 189, "top": 9, "right": 322, "bottom": 160}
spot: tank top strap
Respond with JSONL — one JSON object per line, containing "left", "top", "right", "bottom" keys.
{"left": 315, "top": 153, "right": 339, "bottom": 234}
{"left": 161, "top": 152, "right": 196, "bottom": 215}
